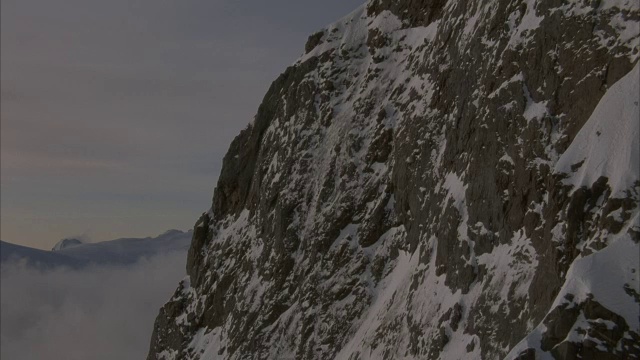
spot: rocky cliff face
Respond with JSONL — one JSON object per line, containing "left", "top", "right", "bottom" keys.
{"left": 148, "top": 1, "right": 640, "bottom": 359}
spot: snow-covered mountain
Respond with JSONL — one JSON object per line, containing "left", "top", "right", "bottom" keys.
{"left": 148, "top": 1, "right": 639, "bottom": 359}
{"left": 1, "top": 229, "right": 192, "bottom": 269}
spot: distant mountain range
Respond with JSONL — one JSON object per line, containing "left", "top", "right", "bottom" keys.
{"left": 0, "top": 229, "right": 192, "bottom": 269}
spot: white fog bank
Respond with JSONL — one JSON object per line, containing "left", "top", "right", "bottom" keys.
{"left": 1, "top": 250, "right": 187, "bottom": 360}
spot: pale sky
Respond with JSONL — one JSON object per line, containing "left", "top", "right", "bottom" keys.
{"left": 1, "top": 0, "right": 364, "bottom": 249}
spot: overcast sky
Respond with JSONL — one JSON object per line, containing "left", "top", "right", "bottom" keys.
{"left": 1, "top": 0, "right": 364, "bottom": 249}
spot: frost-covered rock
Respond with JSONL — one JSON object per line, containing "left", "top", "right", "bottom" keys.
{"left": 148, "top": 1, "right": 640, "bottom": 359}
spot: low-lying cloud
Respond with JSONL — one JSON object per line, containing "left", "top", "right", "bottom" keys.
{"left": 1, "top": 251, "right": 187, "bottom": 360}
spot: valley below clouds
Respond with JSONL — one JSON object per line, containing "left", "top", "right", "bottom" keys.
{"left": 1, "top": 250, "right": 187, "bottom": 360}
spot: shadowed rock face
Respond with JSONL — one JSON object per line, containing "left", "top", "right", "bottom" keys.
{"left": 148, "top": 1, "right": 639, "bottom": 359}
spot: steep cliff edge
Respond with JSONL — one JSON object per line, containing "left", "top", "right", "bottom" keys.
{"left": 148, "top": 1, "right": 639, "bottom": 359}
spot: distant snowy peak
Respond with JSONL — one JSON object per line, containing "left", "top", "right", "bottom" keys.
{"left": 160, "top": 229, "right": 186, "bottom": 236}
{"left": 2, "top": 229, "right": 193, "bottom": 269}
{"left": 51, "top": 238, "right": 84, "bottom": 251}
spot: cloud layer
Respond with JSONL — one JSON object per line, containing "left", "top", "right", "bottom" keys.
{"left": 1, "top": 252, "right": 187, "bottom": 360}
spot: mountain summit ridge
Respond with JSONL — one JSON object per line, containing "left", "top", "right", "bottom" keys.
{"left": 148, "top": 1, "right": 639, "bottom": 359}
{"left": 51, "top": 238, "right": 84, "bottom": 251}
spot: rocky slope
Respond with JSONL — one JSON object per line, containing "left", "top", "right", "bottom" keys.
{"left": 148, "top": 1, "right": 639, "bottom": 359}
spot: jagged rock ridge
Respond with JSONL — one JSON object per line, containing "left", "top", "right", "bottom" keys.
{"left": 148, "top": 0, "right": 639, "bottom": 359}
